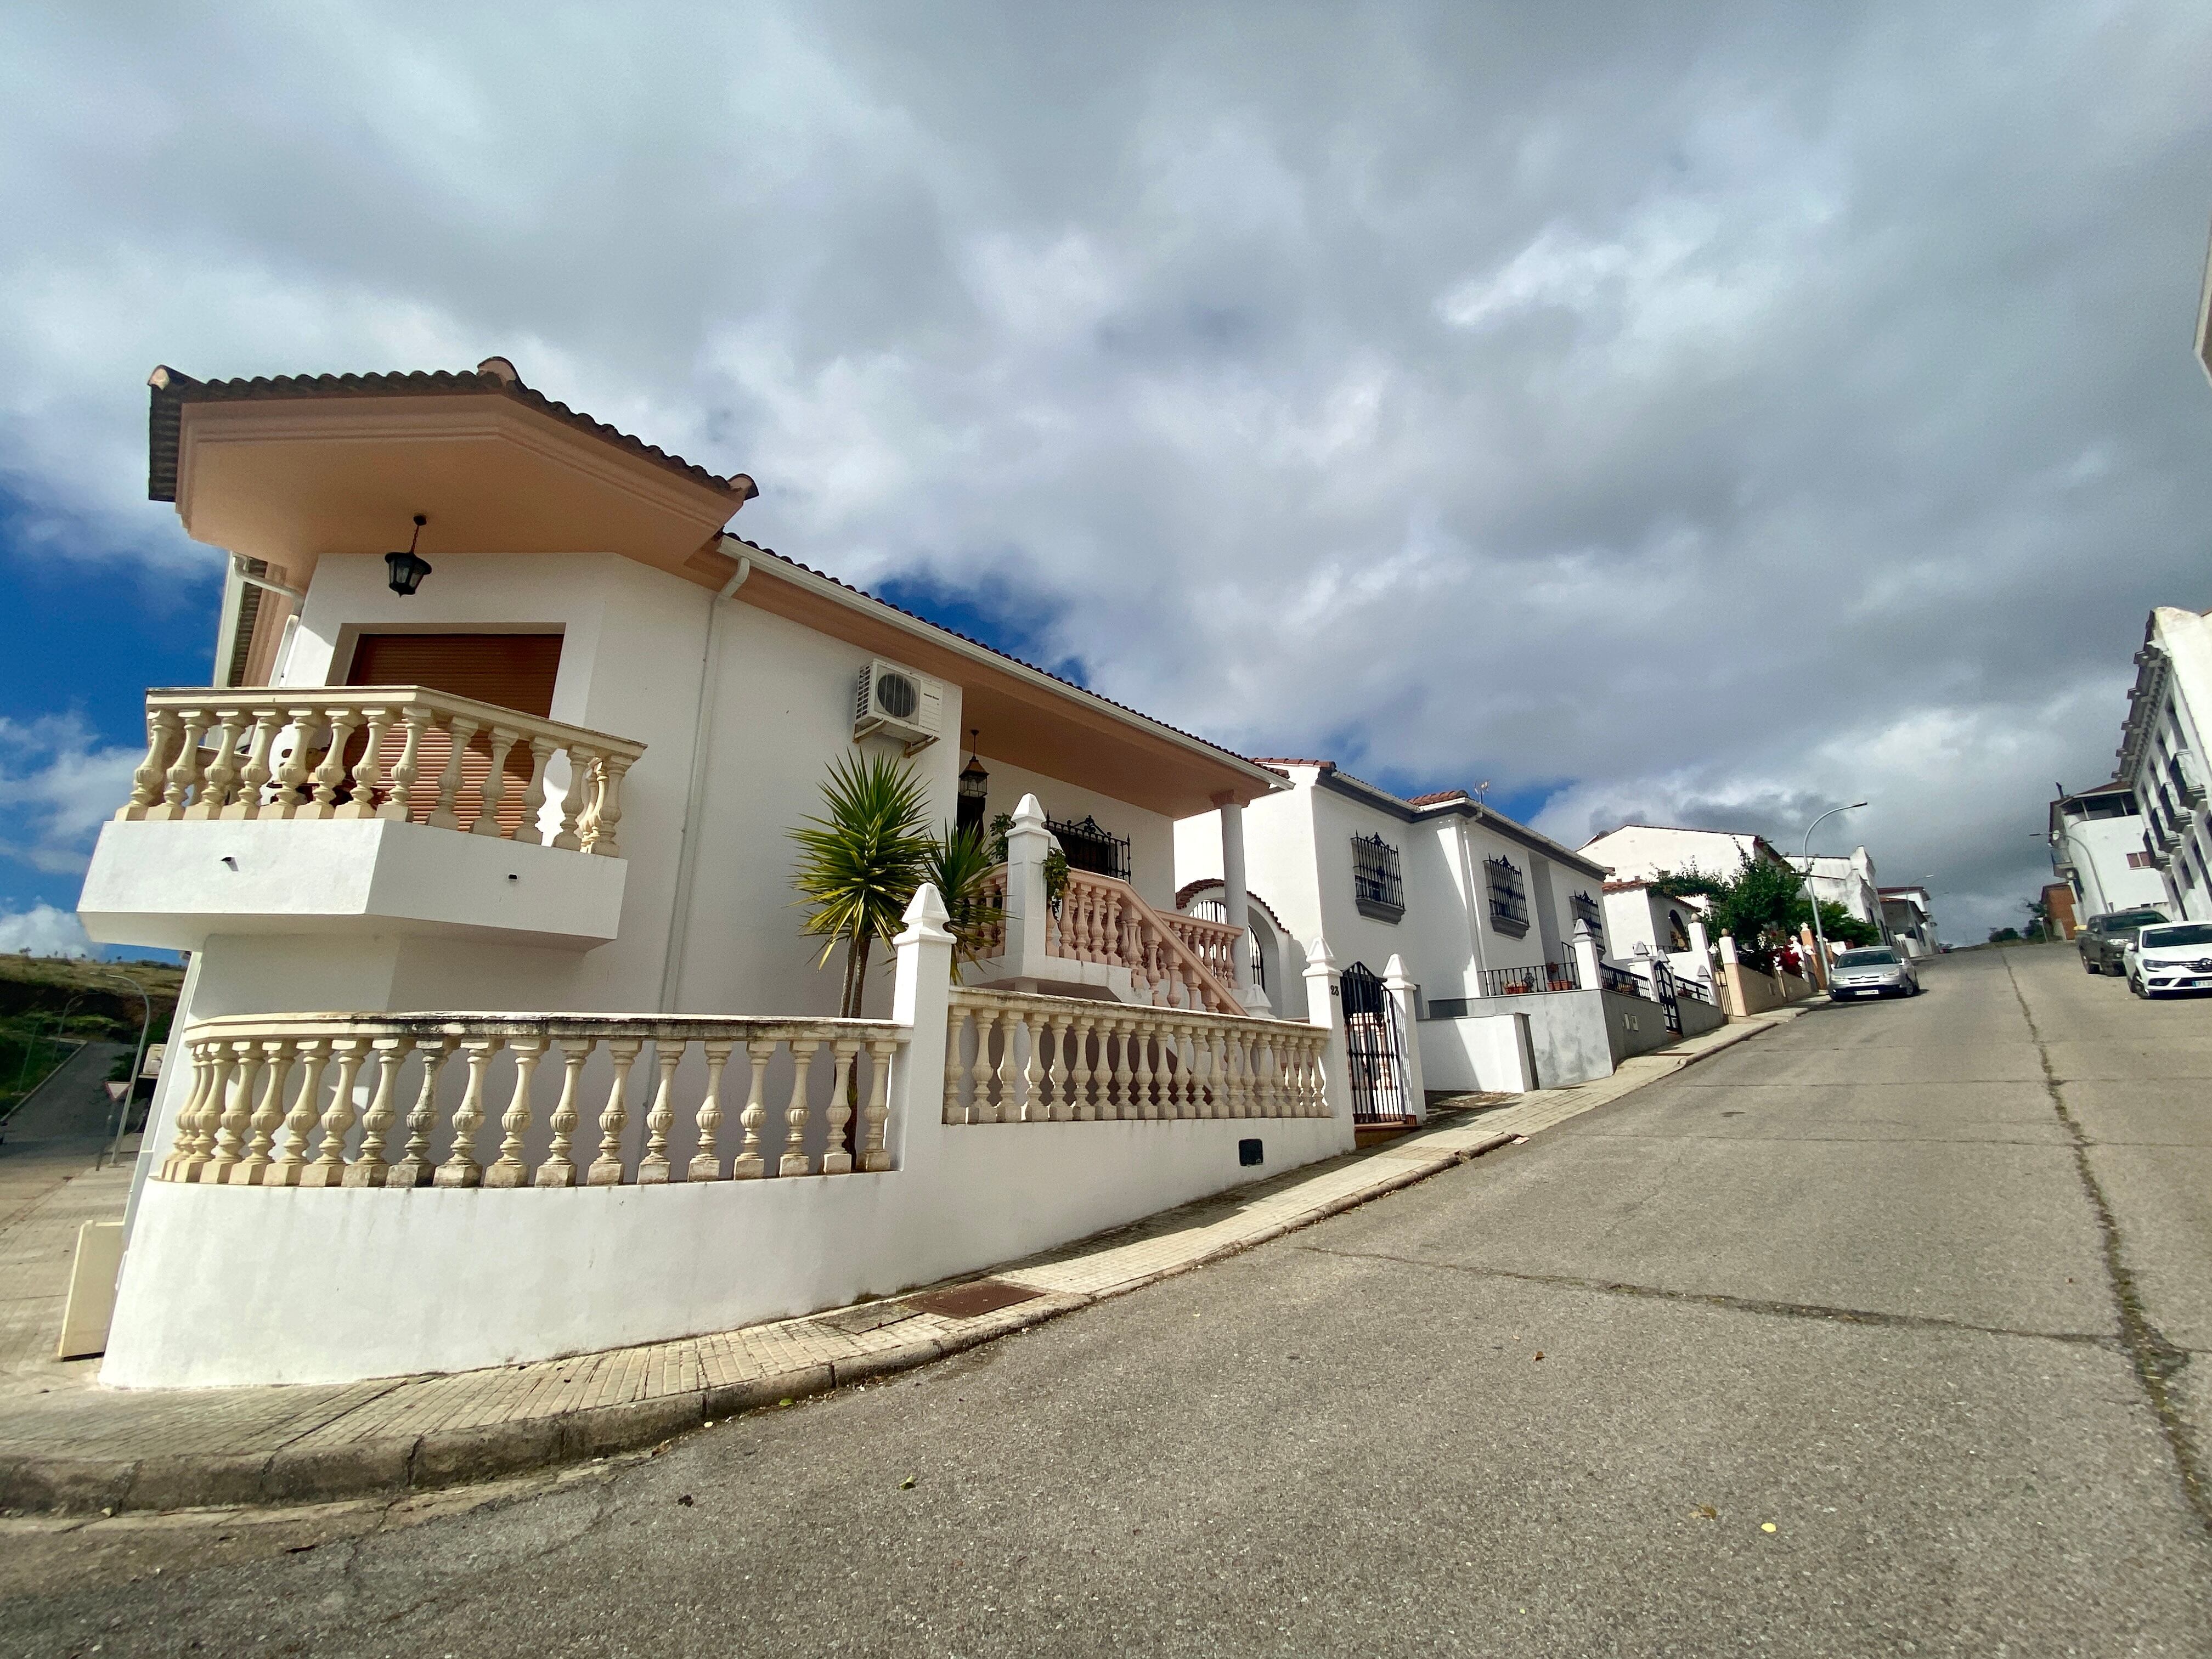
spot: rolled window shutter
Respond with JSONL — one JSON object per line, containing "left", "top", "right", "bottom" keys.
{"left": 345, "top": 635, "right": 564, "bottom": 834}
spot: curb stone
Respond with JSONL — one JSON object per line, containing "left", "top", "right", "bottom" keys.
{"left": 0, "top": 1012, "right": 1792, "bottom": 1517}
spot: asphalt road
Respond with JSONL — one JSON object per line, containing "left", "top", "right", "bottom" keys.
{"left": 4, "top": 944, "right": 2209, "bottom": 1656}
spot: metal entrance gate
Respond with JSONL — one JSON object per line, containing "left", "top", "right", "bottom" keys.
{"left": 1340, "top": 961, "right": 1412, "bottom": 1123}
{"left": 1652, "top": 957, "right": 1682, "bottom": 1035}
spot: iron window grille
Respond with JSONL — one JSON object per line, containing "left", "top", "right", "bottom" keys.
{"left": 1350, "top": 833, "right": 1406, "bottom": 921}
{"left": 1046, "top": 814, "right": 1131, "bottom": 883}
{"left": 1571, "top": 890, "right": 1601, "bottom": 932}
{"left": 1486, "top": 856, "right": 1530, "bottom": 936}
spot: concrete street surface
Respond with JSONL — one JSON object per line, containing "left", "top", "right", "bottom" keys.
{"left": 2, "top": 946, "right": 2208, "bottom": 1655}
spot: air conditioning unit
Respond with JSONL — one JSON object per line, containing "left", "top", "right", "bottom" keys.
{"left": 854, "top": 658, "right": 944, "bottom": 753}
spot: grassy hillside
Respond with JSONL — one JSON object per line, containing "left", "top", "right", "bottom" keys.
{"left": 0, "top": 953, "right": 186, "bottom": 1118}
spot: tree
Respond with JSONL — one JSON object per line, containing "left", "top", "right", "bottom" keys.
{"left": 1792, "top": 896, "right": 1880, "bottom": 949}
{"left": 1654, "top": 857, "right": 1803, "bottom": 975}
{"left": 926, "top": 824, "right": 1007, "bottom": 974}
{"left": 1989, "top": 926, "right": 2022, "bottom": 944}
{"left": 789, "top": 753, "right": 934, "bottom": 1017}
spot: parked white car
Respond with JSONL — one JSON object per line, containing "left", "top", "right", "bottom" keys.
{"left": 1829, "top": 946, "right": 1921, "bottom": 1000}
{"left": 2124, "top": 921, "right": 2212, "bottom": 998}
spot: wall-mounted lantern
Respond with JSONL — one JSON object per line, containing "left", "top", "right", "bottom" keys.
{"left": 956, "top": 729, "right": 989, "bottom": 838}
{"left": 385, "top": 515, "right": 433, "bottom": 596}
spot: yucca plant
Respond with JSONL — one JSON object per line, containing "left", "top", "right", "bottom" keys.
{"left": 927, "top": 823, "right": 1007, "bottom": 973}
{"left": 789, "top": 753, "right": 934, "bottom": 1017}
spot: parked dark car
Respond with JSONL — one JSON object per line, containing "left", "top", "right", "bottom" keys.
{"left": 2080, "top": 907, "right": 2169, "bottom": 975}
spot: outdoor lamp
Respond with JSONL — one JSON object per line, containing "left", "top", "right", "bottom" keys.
{"left": 385, "top": 515, "right": 432, "bottom": 596}
{"left": 957, "top": 730, "right": 989, "bottom": 836}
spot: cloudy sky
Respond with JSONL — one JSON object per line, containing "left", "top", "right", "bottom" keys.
{"left": 4, "top": 0, "right": 2211, "bottom": 951}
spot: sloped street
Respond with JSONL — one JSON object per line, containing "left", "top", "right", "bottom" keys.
{"left": 4, "top": 944, "right": 2209, "bottom": 1656}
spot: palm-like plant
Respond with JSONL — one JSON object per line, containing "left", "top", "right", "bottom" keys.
{"left": 927, "top": 824, "right": 1006, "bottom": 973}
{"left": 790, "top": 753, "right": 934, "bottom": 1017}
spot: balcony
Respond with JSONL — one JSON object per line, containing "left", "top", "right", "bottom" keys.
{"left": 79, "top": 687, "right": 644, "bottom": 952}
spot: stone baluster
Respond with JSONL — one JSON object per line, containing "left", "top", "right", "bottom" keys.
{"left": 732, "top": 1037, "right": 775, "bottom": 1178}
{"left": 267, "top": 1037, "right": 331, "bottom": 1186}
{"left": 689, "top": 1040, "right": 736, "bottom": 1180}
{"left": 1022, "top": 1015, "right": 1048, "bottom": 1122}
{"left": 968, "top": 1007, "right": 998, "bottom": 1124}
{"left": 1129, "top": 1020, "right": 1156, "bottom": 1119}
{"left": 536, "top": 1039, "right": 595, "bottom": 1187}
{"left": 1180, "top": 1023, "right": 1204, "bottom": 1118}
{"left": 120, "top": 707, "right": 180, "bottom": 820}
{"left": 155, "top": 708, "right": 210, "bottom": 819}
{"left": 778, "top": 1039, "right": 819, "bottom": 1176}
{"left": 184, "top": 709, "right": 250, "bottom": 819}
{"left": 260, "top": 708, "right": 319, "bottom": 817}
{"left": 1065, "top": 1011, "right": 1094, "bottom": 1119}
{"left": 470, "top": 725, "right": 520, "bottom": 836}
{"left": 301, "top": 708, "right": 364, "bottom": 819}
{"left": 585, "top": 753, "right": 633, "bottom": 857}
{"left": 387, "top": 1039, "right": 453, "bottom": 1188}
{"left": 943, "top": 1008, "right": 968, "bottom": 1125}
{"left": 822, "top": 1039, "right": 859, "bottom": 1174}
{"left": 377, "top": 707, "right": 436, "bottom": 824}
{"left": 335, "top": 707, "right": 393, "bottom": 819}
{"left": 552, "top": 747, "right": 592, "bottom": 851}
{"left": 201, "top": 1041, "right": 258, "bottom": 1181}
{"left": 227, "top": 708, "right": 285, "bottom": 819}
{"left": 424, "top": 714, "right": 479, "bottom": 831}
{"left": 345, "top": 1036, "right": 413, "bottom": 1186}
{"left": 638, "top": 1039, "right": 686, "bottom": 1184}
{"left": 298, "top": 1037, "right": 368, "bottom": 1184}
{"left": 436, "top": 1036, "right": 500, "bottom": 1187}
{"left": 228, "top": 1039, "right": 294, "bottom": 1184}
{"left": 1103, "top": 1019, "right": 1128, "bottom": 1119}
{"left": 1106, "top": 1022, "right": 1141, "bottom": 1124}
{"left": 510, "top": 735, "right": 556, "bottom": 845}
{"left": 160, "top": 1042, "right": 217, "bottom": 1180}
{"left": 485, "top": 1036, "right": 548, "bottom": 1188}
{"left": 1047, "top": 1011, "right": 1074, "bottom": 1121}
{"left": 860, "top": 1036, "right": 896, "bottom": 1171}
{"left": 996, "top": 1012, "right": 1023, "bottom": 1122}
{"left": 587, "top": 1037, "right": 644, "bottom": 1185}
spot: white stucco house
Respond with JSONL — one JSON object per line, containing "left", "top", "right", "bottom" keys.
{"left": 1175, "top": 766, "right": 1722, "bottom": 1104}
{"left": 2114, "top": 607, "right": 2212, "bottom": 922}
{"left": 75, "top": 358, "right": 1360, "bottom": 1390}
{"left": 1789, "top": 847, "right": 1886, "bottom": 938}
{"left": 1577, "top": 824, "right": 1791, "bottom": 887}
{"left": 1877, "top": 887, "right": 1941, "bottom": 957}
{"left": 2046, "top": 782, "right": 2165, "bottom": 924}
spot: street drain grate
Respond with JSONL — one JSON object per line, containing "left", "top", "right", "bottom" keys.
{"left": 903, "top": 1279, "right": 1045, "bottom": 1321}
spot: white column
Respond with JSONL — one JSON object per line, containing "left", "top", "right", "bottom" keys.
{"left": 887, "top": 882, "right": 957, "bottom": 1175}
{"left": 1302, "top": 936, "right": 1356, "bottom": 1150}
{"left": 1687, "top": 917, "right": 1716, "bottom": 990}
{"left": 1214, "top": 792, "right": 1256, "bottom": 1007}
{"left": 1004, "top": 793, "right": 1053, "bottom": 985}
{"left": 1716, "top": 933, "right": 1747, "bottom": 1019}
{"left": 1570, "top": 918, "right": 1604, "bottom": 994}
{"left": 1382, "top": 953, "right": 1426, "bottom": 1122}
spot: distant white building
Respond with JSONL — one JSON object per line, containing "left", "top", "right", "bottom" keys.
{"left": 1877, "top": 887, "right": 1940, "bottom": 957}
{"left": 1577, "top": 824, "right": 1791, "bottom": 885}
{"left": 2047, "top": 782, "right": 2166, "bottom": 922}
{"left": 1790, "top": 847, "right": 1884, "bottom": 935}
{"left": 2115, "top": 607, "right": 2212, "bottom": 921}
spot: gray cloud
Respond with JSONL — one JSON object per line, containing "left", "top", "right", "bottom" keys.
{"left": 4, "top": 0, "right": 2211, "bottom": 938}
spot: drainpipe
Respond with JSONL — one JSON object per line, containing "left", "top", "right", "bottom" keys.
{"left": 657, "top": 552, "right": 751, "bottom": 1013}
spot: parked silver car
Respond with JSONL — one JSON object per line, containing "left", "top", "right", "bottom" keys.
{"left": 2080, "top": 906, "right": 2169, "bottom": 975}
{"left": 2125, "top": 921, "right": 2212, "bottom": 998}
{"left": 1829, "top": 946, "right": 1921, "bottom": 1000}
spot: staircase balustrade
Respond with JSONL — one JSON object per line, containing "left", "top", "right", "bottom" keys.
{"left": 114, "top": 687, "right": 646, "bottom": 856}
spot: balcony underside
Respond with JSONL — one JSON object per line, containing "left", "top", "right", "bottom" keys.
{"left": 78, "top": 817, "right": 627, "bottom": 952}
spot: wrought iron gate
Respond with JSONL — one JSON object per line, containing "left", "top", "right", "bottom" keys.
{"left": 1652, "top": 957, "right": 1682, "bottom": 1035}
{"left": 1340, "top": 961, "right": 1412, "bottom": 1122}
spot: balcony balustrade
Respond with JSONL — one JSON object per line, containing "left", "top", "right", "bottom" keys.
{"left": 115, "top": 686, "right": 645, "bottom": 855}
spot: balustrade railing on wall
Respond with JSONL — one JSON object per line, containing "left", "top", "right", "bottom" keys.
{"left": 1598, "top": 963, "right": 1645, "bottom": 998}
{"left": 943, "top": 988, "right": 1327, "bottom": 1123}
{"left": 1479, "top": 960, "right": 1581, "bottom": 997}
{"left": 115, "top": 687, "right": 646, "bottom": 856}
{"left": 155, "top": 1012, "right": 901, "bottom": 1189}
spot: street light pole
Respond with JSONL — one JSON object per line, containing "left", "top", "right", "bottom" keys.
{"left": 99, "top": 969, "right": 154, "bottom": 1172}
{"left": 1802, "top": 801, "right": 1870, "bottom": 991}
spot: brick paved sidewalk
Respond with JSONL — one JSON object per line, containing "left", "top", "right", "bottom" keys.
{"left": 0, "top": 1009, "right": 1798, "bottom": 1516}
